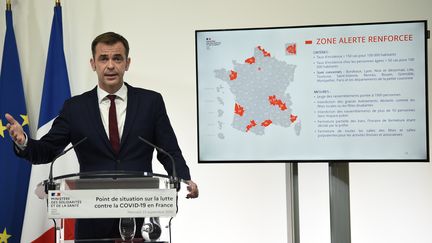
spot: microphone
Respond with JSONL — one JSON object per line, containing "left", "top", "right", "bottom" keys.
{"left": 138, "top": 136, "right": 179, "bottom": 191}
{"left": 46, "top": 137, "right": 88, "bottom": 192}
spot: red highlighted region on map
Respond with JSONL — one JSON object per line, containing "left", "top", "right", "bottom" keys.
{"left": 268, "top": 95, "right": 288, "bottom": 111}
{"left": 257, "top": 46, "right": 271, "bottom": 57}
{"left": 245, "top": 57, "right": 256, "bottom": 64}
{"left": 286, "top": 43, "right": 296, "bottom": 55}
{"left": 234, "top": 103, "right": 245, "bottom": 116}
{"left": 290, "top": 114, "right": 298, "bottom": 123}
{"left": 261, "top": 120, "right": 272, "bottom": 127}
{"left": 246, "top": 120, "right": 257, "bottom": 132}
{"left": 229, "top": 70, "right": 237, "bottom": 80}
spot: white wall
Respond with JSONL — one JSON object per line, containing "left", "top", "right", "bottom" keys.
{"left": 1, "top": 0, "right": 431, "bottom": 243}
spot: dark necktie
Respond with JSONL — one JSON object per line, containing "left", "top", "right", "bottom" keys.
{"left": 107, "top": 95, "right": 120, "bottom": 154}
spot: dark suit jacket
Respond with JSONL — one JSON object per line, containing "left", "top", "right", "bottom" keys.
{"left": 17, "top": 83, "right": 191, "bottom": 239}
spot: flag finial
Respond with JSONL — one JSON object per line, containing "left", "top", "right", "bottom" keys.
{"left": 6, "top": 0, "right": 11, "bottom": 10}
{"left": 55, "top": 0, "right": 61, "bottom": 6}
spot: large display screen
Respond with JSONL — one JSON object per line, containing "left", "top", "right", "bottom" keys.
{"left": 196, "top": 21, "right": 429, "bottom": 162}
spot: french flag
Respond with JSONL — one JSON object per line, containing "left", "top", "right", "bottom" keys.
{"left": 20, "top": 4, "right": 78, "bottom": 243}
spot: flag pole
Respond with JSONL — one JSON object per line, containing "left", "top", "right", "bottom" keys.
{"left": 6, "top": 0, "right": 11, "bottom": 11}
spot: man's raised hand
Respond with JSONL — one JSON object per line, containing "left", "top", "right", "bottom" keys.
{"left": 5, "top": 113, "right": 26, "bottom": 145}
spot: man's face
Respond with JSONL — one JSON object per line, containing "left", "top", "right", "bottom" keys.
{"left": 90, "top": 42, "right": 130, "bottom": 93}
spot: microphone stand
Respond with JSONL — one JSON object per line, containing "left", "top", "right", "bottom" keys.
{"left": 138, "top": 136, "right": 180, "bottom": 191}
{"left": 46, "top": 137, "right": 87, "bottom": 193}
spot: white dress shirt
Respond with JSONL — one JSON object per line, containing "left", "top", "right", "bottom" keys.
{"left": 97, "top": 83, "right": 128, "bottom": 140}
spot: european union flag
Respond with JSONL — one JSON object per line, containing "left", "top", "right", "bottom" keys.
{"left": 0, "top": 8, "right": 32, "bottom": 243}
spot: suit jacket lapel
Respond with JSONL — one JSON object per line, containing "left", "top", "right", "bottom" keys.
{"left": 121, "top": 83, "right": 138, "bottom": 148}
{"left": 86, "top": 87, "right": 113, "bottom": 154}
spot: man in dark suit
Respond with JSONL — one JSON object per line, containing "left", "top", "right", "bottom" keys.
{"left": 5, "top": 32, "right": 198, "bottom": 240}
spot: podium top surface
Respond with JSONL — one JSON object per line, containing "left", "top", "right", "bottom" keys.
{"left": 65, "top": 177, "right": 160, "bottom": 190}
{"left": 70, "top": 239, "right": 167, "bottom": 243}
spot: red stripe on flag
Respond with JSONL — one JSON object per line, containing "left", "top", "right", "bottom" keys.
{"left": 305, "top": 40, "right": 313, "bottom": 44}
{"left": 30, "top": 219, "right": 75, "bottom": 242}
{"left": 64, "top": 218, "right": 75, "bottom": 240}
{"left": 31, "top": 227, "right": 55, "bottom": 243}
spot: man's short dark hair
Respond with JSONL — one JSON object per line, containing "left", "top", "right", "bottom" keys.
{"left": 91, "top": 32, "right": 129, "bottom": 58}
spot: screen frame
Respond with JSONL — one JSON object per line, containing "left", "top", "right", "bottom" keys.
{"left": 195, "top": 20, "right": 429, "bottom": 163}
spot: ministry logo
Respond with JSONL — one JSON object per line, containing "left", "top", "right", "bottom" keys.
{"left": 205, "top": 37, "right": 221, "bottom": 50}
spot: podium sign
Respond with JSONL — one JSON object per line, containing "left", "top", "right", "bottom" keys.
{"left": 48, "top": 188, "right": 177, "bottom": 219}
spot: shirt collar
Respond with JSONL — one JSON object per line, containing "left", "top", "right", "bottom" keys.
{"left": 97, "top": 83, "right": 128, "bottom": 104}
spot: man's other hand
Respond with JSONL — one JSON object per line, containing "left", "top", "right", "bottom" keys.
{"left": 185, "top": 180, "right": 199, "bottom": 199}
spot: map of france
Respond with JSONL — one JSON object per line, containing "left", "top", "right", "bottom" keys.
{"left": 215, "top": 46, "right": 301, "bottom": 136}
